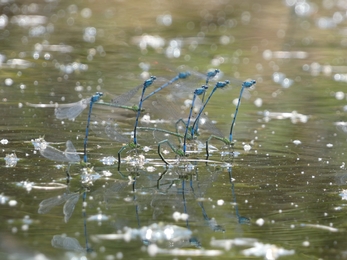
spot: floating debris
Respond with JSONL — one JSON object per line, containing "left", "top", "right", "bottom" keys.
{"left": 5, "top": 59, "right": 32, "bottom": 69}
{"left": 256, "top": 218, "right": 265, "bottom": 226}
{"left": 339, "top": 189, "right": 347, "bottom": 200}
{"left": 263, "top": 50, "right": 308, "bottom": 60}
{"left": 254, "top": 98, "right": 263, "bottom": 107}
{"left": 334, "top": 122, "right": 347, "bottom": 133}
{"left": 31, "top": 137, "right": 48, "bottom": 150}
{"left": 0, "top": 139, "right": 8, "bottom": 144}
{"left": 243, "top": 144, "right": 251, "bottom": 152}
{"left": 140, "top": 223, "right": 191, "bottom": 243}
{"left": 35, "top": 42, "right": 74, "bottom": 53}
{"left": 124, "top": 154, "right": 147, "bottom": 167}
{"left": 4, "top": 153, "right": 19, "bottom": 167}
{"left": 172, "top": 211, "right": 189, "bottom": 222}
{"left": 31, "top": 183, "right": 67, "bottom": 190}
{"left": 300, "top": 223, "right": 338, "bottom": 232}
{"left": 293, "top": 140, "right": 302, "bottom": 145}
{"left": 260, "top": 110, "right": 309, "bottom": 123}
{"left": 0, "top": 193, "right": 10, "bottom": 204}
{"left": 101, "top": 170, "right": 112, "bottom": 177}
{"left": 11, "top": 15, "right": 47, "bottom": 27}
{"left": 16, "top": 181, "right": 35, "bottom": 192}
{"left": 81, "top": 167, "right": 101, "bottom": 186}
{"left": 99, "top": 156, "right": 116, "bottom": 165}
{"left": 146, "top": 166, "right": 156, "bottom": 172}
{"left": 87, "top": 214, "right": 109, "bottom": 222}
{"left": 91, "top": 222, "right": 192, "bottom": 244}
{"left": 132, "top": 34, "right": 165, "bottom": 51}
{"left": 147, "top": 244, "right": 222, "bottom": 257}
{"left": 8, "top": 200, "right": 18, "bottom": 207}
{"left": 242, "top": 242, "right": 295, "bottom": 259}
{"left": 210, "top": 238, "right": 258, "bottom": 251}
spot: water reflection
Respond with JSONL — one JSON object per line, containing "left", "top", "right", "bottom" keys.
{"left": 51, "top": 235, "right": 86, "bottom": 253}
{"left": 228, "top": 166, "right": 250, "bottom": 225}
{"left": 35, "top": 158, "right": 253, "bottom": 257}
{"left": 38, "top": 189, "right": 80, "bottom": 223}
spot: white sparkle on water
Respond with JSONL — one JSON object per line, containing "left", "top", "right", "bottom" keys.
{"left": 217, "top": 199, "right": 224, "bottom": 206}
{"left": 302, "top": 241, "right": 310, "bottom": 247}
{"left": 293, "top": 140, "right": 301, "bottom": 145}
{"left": 243, "top": 144, "right": 251, "bottom": 151}
{"left": 8, "top": 200, "right": 17, "bottom": 206}
{"left": 0, "top": 139, "right": 8, "bottom": 144}
{"left": 256, "top": 218, "right": 265, "bottom": 226}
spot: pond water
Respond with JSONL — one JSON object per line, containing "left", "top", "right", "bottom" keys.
{"left": 1, "top": 0, "right": 347, "bottom": 259}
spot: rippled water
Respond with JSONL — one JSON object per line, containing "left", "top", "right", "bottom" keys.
{"left": 1, "top": 0, "right": 347, "bottom": 259}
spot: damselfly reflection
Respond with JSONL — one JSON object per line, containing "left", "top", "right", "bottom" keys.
{"left": 38, "top": 190, "right": 80, "bottom": 223}
{"left": 31, "top": 137, "right": 80, "bottom": 180}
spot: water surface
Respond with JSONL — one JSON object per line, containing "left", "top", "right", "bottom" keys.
{"left": 1, "top": 0, "right": 347, "bottom": 259}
